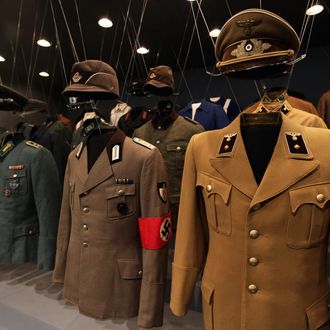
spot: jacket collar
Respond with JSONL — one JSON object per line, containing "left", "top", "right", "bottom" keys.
{"left": 209, "top": 112, "right": 318, "bottom": 208}
{"left": 151, "top": 105, "right": 179, "bottom": 130}
{"left": 76, "top": 128, "right": 126, "bottom": 193}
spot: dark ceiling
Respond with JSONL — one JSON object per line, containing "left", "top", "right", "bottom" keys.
{"left": 0, "top": 0, "right": 329, "bottom": 110}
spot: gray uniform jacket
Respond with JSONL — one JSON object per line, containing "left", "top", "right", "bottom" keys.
{"left": 0, "top": 133, "right": 61, "bottom": 270}
{"left": 53, "top": 127, "right": 171, "bottom": 328}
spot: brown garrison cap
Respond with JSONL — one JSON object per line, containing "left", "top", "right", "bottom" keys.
{"left": 144, "top": 65, "right": 175, "bottom": 96}
{"left": 63, "top": 60, "right": 119, "bottom": 99}
{"left": 215, "top": 9, "right": 300, "bottom": 78}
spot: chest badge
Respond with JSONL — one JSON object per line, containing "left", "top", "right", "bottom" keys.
{"left": 157, "top": 182, "right": 167, "bottom": 203}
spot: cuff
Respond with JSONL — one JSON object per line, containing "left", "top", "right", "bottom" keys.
{"left": 37, "top": 237, "right": 56, "bottom": 271}
{"left": 170, "top": 301, "right": 189, "bottom": 317}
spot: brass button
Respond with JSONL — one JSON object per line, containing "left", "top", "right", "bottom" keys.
{"left": 13, "top": 174, "right": 18, "bottom": 178}
{"left": 138, "top": 270, "right": 142, "bottom": 275}
{"left": 248, "top": 284, "right": 258, "bottom": 294}
{"left": 83, "top": 224, "right": 88, "bottom": 231}
{"left": 249, "top": 229, "right": 259, "bottom": 239}
{"left": 206, "top": 185, "right": 212, "bottom": 192}
{"left": 248, "top": 257, "right": 259, "bottom": 266}
{"left": 118, "top": 189, "right": 124, "bottom": 195}
{"left": 157, "top": 126, "right": 162, "bottom": 130}
{"left": 83, "top": 242, "right": 88, "bottom": 248}
{"left": 156, "top": 140, "right": 160, "bottom": 144}
{"left": 317, "top": 194, "right": 325, "bottom": 203}
{"left": 252, "top": 203, "right": 261, "bottom": 211}
{"left": 83, "top": 207, "right": 89, "bottom": 213}
{"left": 28, "top": 230, "right": 33, "bottom": 235}
{"left": 176, "top": 146, "right": 181, "bottom": 151}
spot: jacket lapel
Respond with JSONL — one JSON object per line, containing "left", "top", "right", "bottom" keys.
{"left": 209, "top": 116, "right": 258, "bottom": 198}
{"left": 251, "top": 114, "right": 319, "bottom": 206}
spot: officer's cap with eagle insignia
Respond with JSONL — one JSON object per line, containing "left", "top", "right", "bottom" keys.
{"left": 215, "top": 9, "right": 300, "bottom": 79}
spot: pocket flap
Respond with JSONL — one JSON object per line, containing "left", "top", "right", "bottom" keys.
{"left": 13, "top": 223, "right": 39, "bottom": 239}
{"left": 117, "top": 259, "right": 142, "bottom": 280}
{"left": 289, "top": 182, "right": 330, "bottom": 213}
{"left": 166, "top": 143, "right": 188, "bottom": 152}
{"left": 201, "top": 281, "right": 214, "bottom": 304}
{"left": 106, "top": 184, "right": 136, "bottom": 199}
{"left": 196, "top": 172, "right": 232, "bottom": 204}
{"left": 306, "top": 291, "right": 330, "bottom": 330}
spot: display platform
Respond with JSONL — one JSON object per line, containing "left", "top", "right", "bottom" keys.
{"left": 0, "top": 264, "right": 203, "bottom": 330}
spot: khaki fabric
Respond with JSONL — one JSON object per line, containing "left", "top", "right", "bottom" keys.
{"left": 53, "top": 130, "right": 169, "bottom": 328}
{"left": 317, "top": 91, "right": 330, "bottom": 128}
{"left": 171, "top": 113, "right": 330, "bottom": 330}
{"left": 244, "top": 100, "right": 327, "bottom": 128}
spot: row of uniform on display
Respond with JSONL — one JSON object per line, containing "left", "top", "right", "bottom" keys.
{"left": 1, "top": 7, "right": 330, "bottom": 330}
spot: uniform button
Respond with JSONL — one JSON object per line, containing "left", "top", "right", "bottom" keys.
{"left": 156, "top": 140, "right": 160, "bottom": 144}
{"left": 118, "top": 189, "right": 124, "bottom": 195}
{"left": 176, "top": 146, "right": 181, "bottom": 151}
{"left": 138, "top": 270, "right": 142, "bottom": 275}
{"left": 252, "top": 203, "right": 261, "bottom": 211}
{"left": 206, "top": 185, "right": 212, "bottom": 192}
{"left": 157, "top": 126, "right": 162, "bottom": 130}
{"left": 13, "top": 174, "right": 18, "bottom": 178}
{"left": 117, "top": 203, "right": 128, "bottom": 214}
{"left": 28, "top": 230, "right": 33, "bottom": 235}
{"left": 83, "top": 242, "right": 88, "bottom": 248}
{"left": 83, "top": 224, "right": 88, "bottom": 231}
{"left": 248, "top": 284, "right": 258, "bottom": 294}
{"left": 83, "top": 207, "right": 89, "bottom": 213}
{"left": 249, "top": 229, "right": 259, "bottom": 239}
{"left": 248, "top": 257, "right": 259, "bottom": 266}
{"left": 317, "top": 194, "right": 325, "bottom": 203}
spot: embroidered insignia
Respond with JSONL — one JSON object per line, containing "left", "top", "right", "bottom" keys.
{"left": 25, "top": 141, "right": 42, "bottom": 149}
{"left": 133, "top": 137, "right": 156, "bottom": 150}
{"left": 72, "top": 72, "right": 83, "bottom": 83}
{"left": 82, "top": 122, "right": 96, "bottom": 137}
{"left": 285, "top": 132, "right": 308, "bottom": 155}
{"left": 115, "top": 178, "right": 134, "bottom": 184}
{"left": 157, "top": 182, "right": 167, "bottom": 203}
{"left": 0, "top": 141, "right": 15, "bottom": 158}
{"left": 75, "top": 142, "right": 84, "bottom": 159}
{"left": 160, "top": 216, "right": 171, "bottom": 242}
{"left": 231, "top": 39, "right": 272, "bottom": 58}
{"left": 112, "top": 145, "right": 120, "bottom": 162}
{"left": 149, "top": 73, "right": 157, "bottom": 79}
{"left": 69, "top": 97, "right": 78, "bottom": 104}
{"left": 280, "top": 105, "right": 290, "bottom": 115}
{"left": 8, "top": 165, "right": 24, "bottom": 170}
{"left": 219, "top": 133, "right": 237, "bottom": 155}
{"left": 236, "top": 19, "right": 261, "bottom": 37}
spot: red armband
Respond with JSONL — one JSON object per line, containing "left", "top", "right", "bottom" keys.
{"left": 138, "top": 213, "right": 172, "bottom": 249}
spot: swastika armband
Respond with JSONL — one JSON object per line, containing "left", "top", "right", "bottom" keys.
{"left": 138, "top": 213, "right": 172, "bottom": 249}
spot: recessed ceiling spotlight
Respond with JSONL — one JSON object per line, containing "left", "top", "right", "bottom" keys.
{"left": 98, "top": 17, "right": 113, "bottom": 28}
{"left": 137, "top": 47, "right": 149, "bottom": 55}
{"left": 306, "top": 4, "right": 324, "bottom": 15}
{"left": 39, "top": 71, "right": 50, "bottom": 77}
{"left": 0, "top": 56, "right": 5, "bottom": 62}
{"left": 37, "top": 39, "right": 51, "bottom": 47}
{"left": 209, "top": 28, "right": 221, "bottom": 38}
{"left": 187, "top": 0, "right": 196, "bottom": 2}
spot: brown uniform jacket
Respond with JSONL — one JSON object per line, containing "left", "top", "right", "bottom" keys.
{"left": 53, "top": 128, "right": 170, "bottom": 328}
{"left": 317, "top": 90, "right": 330, "bottom": 128}
{"left": 244, "top": 100, "right": 327, "bottom": 128}
{"left": 170, "top": 113, "right": 330, "bottom": 330}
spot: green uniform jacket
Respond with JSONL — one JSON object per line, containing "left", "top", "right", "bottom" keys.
{"left": 0, "top": 134, "right": 61, "bottom": 270}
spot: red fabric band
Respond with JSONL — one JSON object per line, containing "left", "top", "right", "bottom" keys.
{"left": 138, "top": 213, "right": 172, "bottom": 249}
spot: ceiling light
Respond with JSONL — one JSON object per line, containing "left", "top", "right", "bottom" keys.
{"left": 137, "top": 47, "right": 149, "bottom": 55}
{"left": 98, "top": 17, "right": 113, "bottom": 28}
{"left": 37, "top": 39, "right": 51, "bottom": 47}
{"left": 209, "top": 28, "right": 221, "bottom": 38}
{"left": 187, "top": 0, "right": 196, "bottom": 1}
{"left": 306, "top": 4, "right": 324, "bottom": 15}
{"left": 0, "top": 56, "right": 5, "bottom": 62}
{"left": 39, "top": 71, "right": 50, "bottom": 77}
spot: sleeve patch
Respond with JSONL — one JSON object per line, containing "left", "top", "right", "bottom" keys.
{"left": 138, "top": 213, "right": 172, "bottom": 249}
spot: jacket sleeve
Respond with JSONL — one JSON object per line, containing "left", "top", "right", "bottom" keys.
{"left": 170, "top": 135, "right": 208, "bottom": 316}
{"left": 53, "top": 159, "right": 72, "bottom": 282}
{"left": 137, "top": 148, "right": 170, "bottom": 328}
{"left": 31, "top": 148, "right": 62, "bottom": 271}
{"left": 317, "top": 93, "right": 330, "bottom": 128}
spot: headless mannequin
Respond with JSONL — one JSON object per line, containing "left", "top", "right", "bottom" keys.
{"left": 241, "top": 111, "right": 282, "bottom": 185}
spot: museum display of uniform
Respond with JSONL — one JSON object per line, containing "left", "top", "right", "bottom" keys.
{"left": 133, "top": 65, "right": 204, "bottom": 227}
{"left": 0, "top": 131, "right": 61, "bottom": 270}
{"left": 53, "top": 60, "right": 171, "bottom": 328}
{"left": 170, "top": 8, "right": 330, "bottom": 330}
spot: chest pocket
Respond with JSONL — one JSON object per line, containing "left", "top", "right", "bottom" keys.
{"left": 106, "top": 184, "right": 136, "bottom": 220}
{"left": 196, "top": 172, "right": 232, "bottom": 236}
{"left": 3, "top": 169, "right": 28, "bottom": 197}
{"left": 166, "top": 143, "right": 188, "bottom": 171}
{"left": 288, "top": 182, "right": 330, "bottom": 249}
